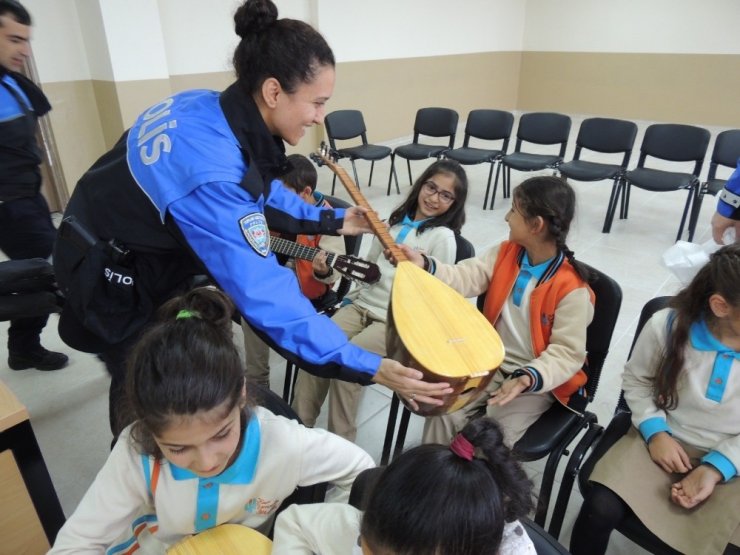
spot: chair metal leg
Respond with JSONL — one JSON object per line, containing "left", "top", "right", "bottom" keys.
{"left": 387, "top": 154, "right": 400, "bottom": 195}
{"left": 602, "top": 177, "right": 622, "bottom": 233}
{"left": 675, "top": 186, "right": 695, "bottom": 242}
{"left": 482, "top": 162, "right": 494, "bottom": 210}
{"left": 351, "top": 160, "right": 360, "bottom": 188}
{"left": 686, "top": 183, "right": 703, "bottom": 242}
{"left": 331, "top": 174, "right": 337, "bottom": 196}
{"left": 392, "top": 407, "right": 412, "bottom": 461}
{"left": 548, "top": 420, "right": 604, "bottom": 539}
{"left": 489, "top": 161, "right": 503, "bottom": 210}
{"left": 381, "top": 394, "right": 401, "bottom": 465}
{"left": 368, "top": 161, "right": 375, "bottom": 187}
{"left": 283, "top": 360, "right": 295, "bottom": 403}
{"left": 622, "top": 182, "right": 631, "bottom": 219}
{"left": 505, "top": 165, "right": 512, "bottom": 198}
{"left": 406, "top": 159, "right": 413, "bottom": 187}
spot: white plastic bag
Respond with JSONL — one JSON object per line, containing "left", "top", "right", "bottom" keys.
{"left": 661, "top": 233, "right": 733, "bottom": 284}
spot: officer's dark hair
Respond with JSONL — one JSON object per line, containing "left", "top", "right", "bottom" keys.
{"left": 125, "top": 288, "right": 252, "bottom": 458}
{"left": 232, "top": 0, "right": 335, "bottom": 96}
{"left": 280, "top": 154, "right": 318, "bottom": 194}
{"left": 361, "top": 418, "right": 534, "bottom": 555}
{"left": 388, "top": 159, "right": 468, "bottom": 234}
{"left": 0, "top": 0, "right": 31, "bottom": 25}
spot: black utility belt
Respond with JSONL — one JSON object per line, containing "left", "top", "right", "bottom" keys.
{"left": 58, "top": 216, "right": 134, "bottom": 267}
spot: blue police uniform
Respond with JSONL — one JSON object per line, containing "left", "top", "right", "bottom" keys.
{"left": 55, "top": 83, "right": 380, "bottom": 434}
{"left": 717, "top": 160, "right": 740, "bottom": 221}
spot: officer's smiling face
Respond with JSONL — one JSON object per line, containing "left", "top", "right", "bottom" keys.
{"left": 267, "top": 64, "right": 335, "bottom": 146}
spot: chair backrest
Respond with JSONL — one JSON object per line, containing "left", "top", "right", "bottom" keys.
{"left": 454, "top": 233, "right": 475, "bottom": 263}
{"left": 638, "top": 123, "right": 710, "bottom": 177}
{"left": 708, "top": 129, "right": 740, "bottom": 181}
{"left": 323, "top": 194, "right": 361, "bottom": 302}
{"left": 581, "top": 264, "right": 623, "bottom": 401}
{"left": 573, "top": 117, "right": 638, "bottom": 168}
{"left": 515, "top": 112, "right": 572, "bottom": 157}
{"left": 462, "top": 109, "right": 514, "bottom": 151}
{"left": 325, "top": 110, "right": 368, "bottom": 149}
{"left": 413, "top": 107, "right": 459, "bottom": 148}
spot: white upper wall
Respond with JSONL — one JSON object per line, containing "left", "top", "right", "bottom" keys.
{"left": 23, "top": 0, "right": 92, "bottom": 82}
{"left": 318, "top": 0, "right": 527, "bottom": 62}
{"left": 523, "top": 0, "right": 740, "bottom": 54}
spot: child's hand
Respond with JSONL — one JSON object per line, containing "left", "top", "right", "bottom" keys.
{"left": 647, "top": 432, "right": 693, "bottom": 474}
{"left": 384, "top": 244, "right": 425, "bottom": 268}
{"left": 312, "top": 250, "right": 330, "bottom": 275}
{"left": 488, "top": 374, "right": 532, "bottom": 406}
{"left": 670, "top": 464, "right": 722, "bottom": 509}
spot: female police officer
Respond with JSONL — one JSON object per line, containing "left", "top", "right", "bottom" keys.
{"left": 54, "top": 0, "right": 451, "bottom": 436}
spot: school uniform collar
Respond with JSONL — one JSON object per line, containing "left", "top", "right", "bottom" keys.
{"left": 219, "top": 82, "right": 289, "bottom": 199}
{"left": 691, "top": 318, "right": 740, "bottom": 357}
{"left": 396, "top": 214, "right": 429, "bottom": 244}
{"left": 515, "top": 246, "right": 564, "bottom": 286}
{"left": 169, "top": 412, "right": 262, "bottom": 484}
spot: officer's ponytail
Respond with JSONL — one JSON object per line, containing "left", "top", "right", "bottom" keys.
{"left": 232, "top": 0, "right": 335, "bottom": 95}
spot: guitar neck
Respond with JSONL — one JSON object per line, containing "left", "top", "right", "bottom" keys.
{"left": 270, "top": 235, "right": 336, "bottom": 265}
{"left": 322, "top": 157, "right": 407, "bottom": 262}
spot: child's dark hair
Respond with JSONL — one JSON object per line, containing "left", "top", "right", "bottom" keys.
{"left": 655, "top": 243, "right": 740, "bottom": 411}
{"left": 0, "top": 1, "right": 31, "bottom": 25}
{"left": 280, "top": 154, "right": 318, "bottom": 194}
{"left": 387, "top": 159, "right": 468, "bottom": 234}
{"left": 361, "top": 418, "right": 533, "bottom": 555}
{"left": 232, "top": 0, "right": 335, "bottom": 96}
{"left": 513, "top": 175, "right": 589, "bottom": 281}
{"left": 126, "top": 288, "right": 250, "bottom": 457}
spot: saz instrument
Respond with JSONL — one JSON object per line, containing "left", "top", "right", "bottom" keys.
{"left": 270, "top": 235, "right": 380, "bottom": 285}
{"left": 167, "top": 524, "right": 272, "bottom": 555}
{"left": 312, "top": 144, "right": 504, "bottom": 416}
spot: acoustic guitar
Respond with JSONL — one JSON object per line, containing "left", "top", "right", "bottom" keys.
{"left": 270, "top": 235, "right": 380, "bottom": 285}
{"left": 312, "top": 145, "right": 504, "bottom": 416}
{"left": 167, "top": 524, "right": 271, "bottom": 555}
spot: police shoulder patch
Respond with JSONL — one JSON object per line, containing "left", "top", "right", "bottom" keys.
{"left": 239, "top": 213, "right": 270, "bottom": 257}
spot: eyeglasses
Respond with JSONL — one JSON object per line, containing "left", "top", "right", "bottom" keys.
{"left": 422, "top": 181, "right": 456, "bottom": 204}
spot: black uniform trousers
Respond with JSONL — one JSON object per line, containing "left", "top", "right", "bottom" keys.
{"left": 0, "top": 193, "right": 57, "bottom": 352}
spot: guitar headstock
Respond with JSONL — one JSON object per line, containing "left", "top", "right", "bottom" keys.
{"left": 310, "top": 142, "right": 340, "bottom": 169}
{"left": 332, "top": 254, "right": 381, "bottom": 285}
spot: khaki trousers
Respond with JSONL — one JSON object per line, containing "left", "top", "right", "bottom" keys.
{"left": 292, "top": 304, "right": 386, "bottom": 441}
{"left": 241, "top": 319, "right": 271, "bottom": 387}
{"left": 422, "top": 370, "right": 554, "bottom": 448}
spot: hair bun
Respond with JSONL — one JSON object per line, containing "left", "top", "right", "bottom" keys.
{"left": 234, "top": 0, "right": 278, "bottom": 39}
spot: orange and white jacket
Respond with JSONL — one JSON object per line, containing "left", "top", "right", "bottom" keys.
{"left": 431, "top": 241, "right": 594, "bottom": 405}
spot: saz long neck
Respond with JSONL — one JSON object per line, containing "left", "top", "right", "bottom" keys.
{"left": 320, "top": 154, "right": 407, "bottom": 262}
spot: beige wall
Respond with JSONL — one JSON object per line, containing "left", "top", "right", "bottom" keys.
{"left": 518, "top": 52, "right": 740, "bottom": 127}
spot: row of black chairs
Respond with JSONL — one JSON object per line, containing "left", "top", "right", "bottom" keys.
{"left": 324, "top": 108, "right": 740, "bottom": 243}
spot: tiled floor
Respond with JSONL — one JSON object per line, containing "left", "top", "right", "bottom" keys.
{"left": 1, "top": 112, "right": 734, "bottom": 553}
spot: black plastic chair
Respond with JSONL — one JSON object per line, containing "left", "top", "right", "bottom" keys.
{"left": 281, "top": 195, "right": 363, "bottom": 404}
{"left": 387, "top": 107, "right": 459, "bottom": 195}
{"left": 380, "top": 233, "right": 476, "bottom": 465}
{"left": 688, "top": 129, "right": 740, "bottom": 238}
{"left": 508, "top": 264, "right": 622, "bottom": 533}
{"left": 444, "top": 109, "right": 514, "bottom": 209}
{"left": 557, "top": 118, "right": 638, "bottom": 233}
{"left": 548, "top": 296, "right": 673, "bottom": 548}
{"left": 611, "top": 124, "right": 710, "bottom": 241}
{"left": 348, "top": 466, "right": 569, "bottom": 554}
{"left": 324, "top": 110, "right": 392, "bottom": 195}
{"left": 498, "top": 112, "right": 572, "bottom": 199}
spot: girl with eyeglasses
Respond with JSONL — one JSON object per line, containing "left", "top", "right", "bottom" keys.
{"left": 292, "top": 159, "right": 468, "bottom": 442}
{"left": 396, "top": 175, "right": 594, "bottom": 448}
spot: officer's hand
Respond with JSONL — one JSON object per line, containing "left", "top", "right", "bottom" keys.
{"left": 372, "top": 359, "right": 452, "bottom": 412}
{"left": 338, "top": 206, "right": 371, "bottom": 235}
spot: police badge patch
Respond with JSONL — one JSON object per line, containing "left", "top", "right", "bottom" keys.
{"left": 239, "top": 213, "right": 270, "bottom": 257}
